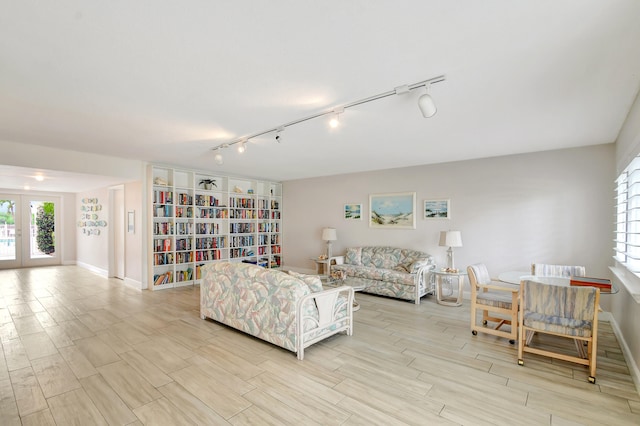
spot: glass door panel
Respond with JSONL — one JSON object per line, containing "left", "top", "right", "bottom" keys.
{"left": 0, "top": 195, "right": 60, "bottom": 269}
{"left": 0, "top": 195, "right": 20, "bottom": 268}
{"left": 22, "top": 196, "right": 59, "bottom": 267}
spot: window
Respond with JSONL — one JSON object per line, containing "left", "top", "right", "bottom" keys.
{"left": 615, "top": 155, "right": 640, "bottom": 274}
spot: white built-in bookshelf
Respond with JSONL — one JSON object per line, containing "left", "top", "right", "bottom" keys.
{"left": 149, "top": 165, "right": 282, "bottom": 290}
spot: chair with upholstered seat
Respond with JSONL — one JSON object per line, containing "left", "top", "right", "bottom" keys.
{"left": 531, "top": 263, "right": 586, "bottom": 278}
{"left": 468, "top": 263, "right": 519, "bottom": 344}
{"left": 517, "top": 279, "right": 599, "bottom": 383}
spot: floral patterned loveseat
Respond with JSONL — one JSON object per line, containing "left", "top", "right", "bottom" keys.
{"left": 200, "top": 262, "right": 354, "bottom": 360}
{"left": 331, "top": 246, "right": 435, "bottom": 304}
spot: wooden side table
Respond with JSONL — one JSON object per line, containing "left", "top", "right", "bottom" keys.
{"left": 433, "top": 270, "right": 466, "bottom": 306}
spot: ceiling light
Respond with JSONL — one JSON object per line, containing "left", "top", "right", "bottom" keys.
{"left": 275, "top": 127, "right": 284, "bottom": 143}
{"left": 237, "top": 141, "right": 247, "bottom": 153}
{"left": 418, "top": 85, "right": 437, "bottom": 118}
{"left": 34, "top": 174, "right": 44, "bottom": 182}
{"left": 214, "top": 153, "right": 223, "bottom": 165}
{"left": 329, "top": 107, "right": 344, "bottom": 129}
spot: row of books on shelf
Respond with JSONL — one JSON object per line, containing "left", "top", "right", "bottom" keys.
{"left": 176, "top": 223, "right": 193, "bottom": 235}
{"left": 569, "top": 276, "right": 612, "bottom": 292}
{"left": 195, "top": 194, "right": 220, "bottom": 207}
{"left": 175, "top": 207, "right": 193, "bottom": 218}
{"left": 175, "top": 238, "right": 192, "bottom": 251}
{"left": 197, "top": 207, "right": 227, "bottom": 218}
{"left": 230, "top": 235, "right": 254, "bottom": 247}
{"left": 154, "top": 253, "right": 173, "bottom": 265}
{"left": 154, "top": 222, "right": 174, "bottom": 235}
{"left": 195, "top": 249, "right": 223, "bottom": 261}
{"left": 154, "top": 205, "right": 173, "bottom": 218}
{"left": 229, "top": 209, "right": 257, "bottom": 219}
{"left": 176, "top": 193, "right": 193, "bottom": 205}
{"left": 176, "top": 252, "right": 194, "bottom": 264}
{"left": 153, "top": 267, "right": 194, "bottom": 286}
{"left": 154, "top": 271, "right": 173, "bottom": 286}
{"left": 229, "top": 197, "right": 255, "bottom": 208}
{"left": 230, "top": 222, "right": 255, "bottom": 234}
{"left": 154, "top": 238, "right": 172, "bottom": 253}
{"left": 153, "top": 190, "right": 173, "bottom": 204}
{"left": 195, "top": 236, "right": 226, "bottom": 249}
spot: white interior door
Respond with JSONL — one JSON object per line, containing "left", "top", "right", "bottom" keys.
{"left": 0, "top": 194, "right": 60, "bottom": 269}
{"left": 112, "top": 187, "right": 125, "bottom": 279}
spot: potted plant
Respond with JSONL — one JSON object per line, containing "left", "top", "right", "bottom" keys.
{"left": 199, "top": 179, "right": 217, "bottom": 190}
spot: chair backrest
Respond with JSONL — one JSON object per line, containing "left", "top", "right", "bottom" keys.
{"left": 521, "top": 280, "right": 598, "bottom": 329}
{"left": 467, "top": 263, "right": 491, "bottom": 287}
{"left": 531, "top": 263, "right": 586, "bottom": 277}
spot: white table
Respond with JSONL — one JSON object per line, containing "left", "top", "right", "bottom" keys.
{"left": 498, "top": 271, "right": 617, "bottom": 293}
{"left": 432, "top": 270, "right": 466, "bottom": 306}
{"left": 311, "top": 256, "right": 342, "bottom": 275}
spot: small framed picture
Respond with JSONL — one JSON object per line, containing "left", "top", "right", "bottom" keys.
{"left": 344, "top": 203, "right": 362, "bottom": 220}
{"left": 369, "top": 192, "right": 416, "bottom": 229}
{"left": 424, "top": 199, "right": 450, "bottom": 219}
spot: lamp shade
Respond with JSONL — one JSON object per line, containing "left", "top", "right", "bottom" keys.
{"left": 322, "top": 227, "right": 337, "bottom": 241}
{"left": 418, "top": 93, "right": 437, "bottom": 118}
{"left": 439, "top": 230, "right": 462, "bottom": 247}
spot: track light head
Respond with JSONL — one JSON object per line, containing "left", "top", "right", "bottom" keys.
{"left": 275, "top": 127, "right": 284, "bottom": 143}
{"left": 329, "top": 107, "right": 344, "bottom": 129}
{"left": 418, "top": 86, "right": 437, "bottom": 118}
{"left": 237, "top": 141, "right": 246, "bottom": 153}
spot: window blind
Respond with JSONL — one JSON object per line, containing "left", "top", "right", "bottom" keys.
{"left": 615, "top": 155, "right": 640, "bottom": 273}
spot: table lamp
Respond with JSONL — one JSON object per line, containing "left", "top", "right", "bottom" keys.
{"left": 322, "top": 227, "right": 337, "bottom": 259}
{"left": 439, "top": 230, "right": 462, "bottom": 270}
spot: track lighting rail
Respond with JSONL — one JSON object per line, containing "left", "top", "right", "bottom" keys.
{"left": 211, "top": 74, "right": 445, "bottom": 157}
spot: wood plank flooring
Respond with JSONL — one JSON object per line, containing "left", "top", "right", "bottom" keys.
{"left": 0, "top": 265, "right": 638, "bottom": 425}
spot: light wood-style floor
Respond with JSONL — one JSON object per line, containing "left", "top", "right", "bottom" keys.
{"left": 0, "top": 266, "right": 638, "bottom": 425}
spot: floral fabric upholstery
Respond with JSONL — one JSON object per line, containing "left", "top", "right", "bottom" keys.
{"left": 521, "top": 280, "right": 597, "bottom": 338}
{"left": 201, "top": 262, "right": 352, "bottom": 359}
{"left": 332, "top": 247, "right": 434, "bottom": 303}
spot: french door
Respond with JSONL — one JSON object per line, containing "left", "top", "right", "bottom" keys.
{"left": 0, "top": 194, "right": 60, "bottom": 269}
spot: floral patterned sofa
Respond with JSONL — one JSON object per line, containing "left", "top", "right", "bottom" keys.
{"left": 331, "top": 246, "right": 435, "bottom": 304}
{"left": 200, "top": 262, "right": 354, "bottom": 360}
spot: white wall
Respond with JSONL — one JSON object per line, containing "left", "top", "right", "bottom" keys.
{"left": 283, "top": 144, "right": 614, "bottom": 281}
{"left": 76, "top": 187, "right": 110, "bottom": 274}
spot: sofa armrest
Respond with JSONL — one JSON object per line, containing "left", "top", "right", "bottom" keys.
{"left": 296, "top": 286, "right": 354, "bottom": 360}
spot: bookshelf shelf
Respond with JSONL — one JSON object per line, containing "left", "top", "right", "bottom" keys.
{"left": 148, "top": 165, "right": 282, "bottom": 290}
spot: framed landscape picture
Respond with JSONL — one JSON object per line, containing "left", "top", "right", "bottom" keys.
{"left": 369, "top": 192, "right": 416, "bottom": 229}
{"left": 344, "top": 203, "right": 362, "bottom": 220}
{"left": 424, "top": 199, "right": 450, "bottom": 219}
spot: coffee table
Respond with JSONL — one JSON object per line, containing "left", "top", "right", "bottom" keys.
{"left": 323, "top": 277, "right": 366, "bottom": 311}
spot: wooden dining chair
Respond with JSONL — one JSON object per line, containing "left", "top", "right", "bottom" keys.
{"left": 468, "top": 264, "right": 519, "bottom": 344}
{"left": 531, "top": 263, "right": 586, "bottom": 277}
{"left": 517, "top": 279, "right": 600, "bottom": 383}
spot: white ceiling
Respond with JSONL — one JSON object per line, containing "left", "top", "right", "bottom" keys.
{"left": 1, "top": 1, "right": 640, "bottom": 193}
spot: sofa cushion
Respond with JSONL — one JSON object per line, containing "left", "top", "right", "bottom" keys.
{"left": 362, "top": 247, "right": 403, "bottom": 269}
{"left": 345, "top": 247, "right": 362, "bottom": 266}
{"left": 288, "top": 270, "right": 323, "bottom": 293}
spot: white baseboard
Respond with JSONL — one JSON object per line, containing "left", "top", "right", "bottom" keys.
{"left": 124, "top": 277, "right": 143, "bottom": 291}
{"left": 76, "top": 261, "right": 108, "bottom": 277}
{"left": 601, "top": 312, "right": 640, "bottom": 396}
